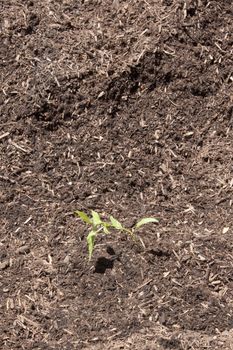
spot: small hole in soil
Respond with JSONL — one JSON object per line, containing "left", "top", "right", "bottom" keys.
{"left": 94, "top": 257, "right": 114, "bottom": 274}
{"left": 148, "top": 248, "right": 170, "bottom": 257}
{"left": 162, "top": 0, "right": 173, "bottom": 5}
{"left": 106, "top": 245, "right": 116, "bottom": 256}
{"left": 159, "top": 337, "right": 181, "bottom": 349}
{"left": 187, "top": 7, "right": 196, "bottom": 17}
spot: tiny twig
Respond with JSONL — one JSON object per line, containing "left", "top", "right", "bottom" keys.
{"left": 0, "top": 132, "right": 10, "bottom": 140}
{"left": 8, "top": 139, "right": 32, "bottom": 153}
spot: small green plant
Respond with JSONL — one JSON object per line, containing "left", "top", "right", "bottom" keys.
{"left": 74, "top": 210, "right": 159, "bottom": 260}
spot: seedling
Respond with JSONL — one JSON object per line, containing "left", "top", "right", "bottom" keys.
{"left": 74, "top": 210, "right": 159, "bottom": 260}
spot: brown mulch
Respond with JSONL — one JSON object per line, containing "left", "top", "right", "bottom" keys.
{"left": 0, "top": 0, "right": 233, "bottom": 349}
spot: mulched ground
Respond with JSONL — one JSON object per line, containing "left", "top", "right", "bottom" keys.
{"left": 0, "top": 0, "right": 233, "bottom": 349}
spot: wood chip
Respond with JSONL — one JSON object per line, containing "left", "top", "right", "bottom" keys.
{"left": 0, "top": 260, "right": 10, "bottom": 270}
{"left": 16, "top": 245, "right": 30, "bottom": 254}
{"left": 222, "top": 227, "right": 229, "bottom": 234}
{"left": 0, "top": 132, "right": 10, "bottom": 140}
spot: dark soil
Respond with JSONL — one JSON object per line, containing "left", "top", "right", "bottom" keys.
{"left": 0, "top": 1, "right": 233, "bottom": 349}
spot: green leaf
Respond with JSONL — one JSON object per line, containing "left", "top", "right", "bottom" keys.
{"left": 103, "top": 225, "right": 109, "bottom": 234}
{"left": 102, "top": 222, "right": 111, "bottom": 234}
{"left": 135, "top": 217, "right": 159, "bottom": 229}
{"left": 91, "top": 210, "right": 102, "bottom": 227}
{"left": 110, "top": 216, "right": 123, "bottom": 230}
{"left": 74, "top": 211, "right": 92, "bottom": 224}
{"left": 87, "top": 230, "right": 97, "bottom": 260}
